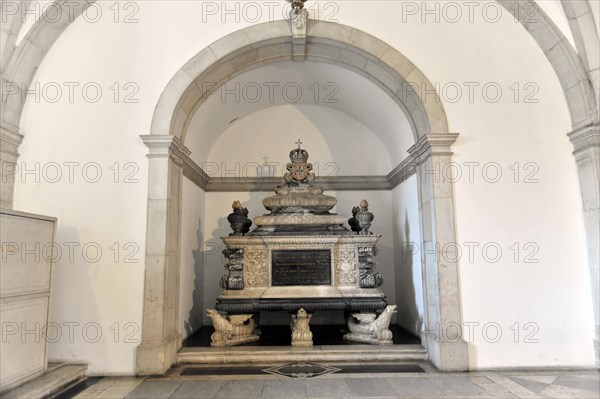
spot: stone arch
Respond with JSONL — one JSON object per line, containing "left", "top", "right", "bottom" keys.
{"left": 0, "top": 0, "right": 92, "bottom": 208}
{"left": 150, "top": 20, "right": 449, "bottom": 143}
{"left": 137, "top": 20, "right": 468, "bottom": 375}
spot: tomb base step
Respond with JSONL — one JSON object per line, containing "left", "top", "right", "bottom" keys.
{"left": 176, "top": 344, "right": 427, "bottom": 365}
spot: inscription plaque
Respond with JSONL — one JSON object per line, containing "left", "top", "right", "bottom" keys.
{"left": 271, "top": 250, "right": 331, "bottom": 286}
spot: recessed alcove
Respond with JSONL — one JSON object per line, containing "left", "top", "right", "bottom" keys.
{"left": 178, "top": 60, "right": 424, "bottom": 347}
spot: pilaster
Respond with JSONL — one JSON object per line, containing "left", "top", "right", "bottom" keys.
{"left": 0, "top": 123, "right": 24, "bottom": 209}
{"left": 408, "top": 133, "right": 469, "bottom": 371}
{"left": 568, "top": 124, "right": 600, "bottom": 367}
{"left": 136, "top": 135, "right": 189, "bottom": 375}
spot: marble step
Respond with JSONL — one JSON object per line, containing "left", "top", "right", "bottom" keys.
{"left": 2, "top": 363, "right": 87, "bottom": 399}
{"left": 177, "top": 344, "right": 427, "bottom": 364}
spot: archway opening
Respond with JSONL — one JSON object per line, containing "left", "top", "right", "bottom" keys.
{"left": 137, "top": 20, "right": 466, "bottom": 374}
{"left": 178, "top": 60, "right": 423, "bottom": 342}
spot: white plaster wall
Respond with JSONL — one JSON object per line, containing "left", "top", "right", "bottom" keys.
{"left": 10, "top": 0, "right": 594, "bottom": 373}
{"left": 194, "top": 104, "right": 393, "bottom": 177}
{"left": 179, "top": 178, "right": 206, "bottom": 339}
{"left": 392, "top": 177, "right": 424, "bottom": 338}
{"left": 185, "top": 62, "right": 414, "bottom": 166}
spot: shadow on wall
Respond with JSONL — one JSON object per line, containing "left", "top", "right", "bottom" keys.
{"left": 185, "top": 217, "right": 205, "bottom": 337}
{"left": 395, "top": 211, "right": 422, "bottom": 337}
{"left": 202, "top": 195, "right": 258, "bottom": 325}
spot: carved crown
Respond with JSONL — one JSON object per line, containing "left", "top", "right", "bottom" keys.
{"left": 289, "top": 147, "right": 309, "bottom": 164}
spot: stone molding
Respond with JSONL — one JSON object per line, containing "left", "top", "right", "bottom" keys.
{"left": 222, "top": 234, "right": 380, "bottom": 246}
{"left": 140, "top": 135, "right": 190, "bottom": 165}
{"left": 179, "top": 135, "right": 463, "bottom": 193}
{"left": 568, "top": 124, "right": 600, "bottom": 155}
{"left": 253, "top": 214, "right": 348, "bottom": 225}
{"left": 408, "top": 133, "right": 460, "bottom": 160}
{"left": 0, "top": 124, "right": 23, "bottom": 155}
{"left": 561, "top": 1, "right": 600, "bottom": 113}
{"left": 0, "top": 124, "right": 24, "bottom": 208}
{"left": 182, "top": 156, "right": 210, "bottom": 189}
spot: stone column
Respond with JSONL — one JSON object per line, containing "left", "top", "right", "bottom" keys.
{"left": 408, "top": 133, "right": 469, "bottom": 371}
{"left": 0, "top": 123, "right": 23, "bottom": 209}
{"left": 568, "top": 124, "right": 600, "bottom": 367}
{"left": 136, "top": 135, "right": 189, "bottom": 375}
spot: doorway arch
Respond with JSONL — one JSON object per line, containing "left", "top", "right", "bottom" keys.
{"left": 137, "top": 19, "right": 466, "bottom": 374}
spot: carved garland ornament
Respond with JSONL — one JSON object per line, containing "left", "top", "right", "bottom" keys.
{"left": 337, "top": 249, "right": 357, "bottom": 286}
{"left": 244, "top": 248, "right": 267, "bottom": 287}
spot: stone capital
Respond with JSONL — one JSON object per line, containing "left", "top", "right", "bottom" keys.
{"left": 408, "top": 133, "right": 460, "bottom": 160}
{"left": 568, "top": 124, "right": 600, "bottom": 155}
{"left": 0, "top": 123, "right": 24, "bottom": 157}
{"left": 140, "top": 135, "right": 191, "bottom": 165}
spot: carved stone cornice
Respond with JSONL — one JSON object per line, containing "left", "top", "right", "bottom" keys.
{"left": 387, "top": 156, "right": 419, "bottom": 188}
{"left": 408, "top": 133, "right": 460, "bottom": 160}
{"left": 0, "top": 123, "right": 24, "bottom": 157}
{"left": 568, "top": 124, "right": 600, "bottom": 156}
{"left": 222, "top": 235, "right": 381, "bottom": 246}
{"left": 182, "top": 156, "right": 209, "bottom": 190}
{"left": 174, "top": 134, "right": 463, "bottom": 192}
{"left": 204, "top": 175, "right": 390, "bottom": 192}
{"left": 140, "top": 135, "right": 191, "bottom": 166}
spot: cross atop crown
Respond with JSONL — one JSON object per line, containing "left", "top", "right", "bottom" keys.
{"left": 289, "top": 139, "right": 309, "bottom": 164}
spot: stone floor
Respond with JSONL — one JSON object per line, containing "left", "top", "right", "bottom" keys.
{"left": 55, "top": 362, "right": 599, "bottom": 399}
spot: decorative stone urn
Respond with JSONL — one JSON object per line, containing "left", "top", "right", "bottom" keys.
{"left": 227, "top": 200, "right": 251, "bottom": 236}
{"left": 355, "top": 200, "right": 374, "bottom": 235}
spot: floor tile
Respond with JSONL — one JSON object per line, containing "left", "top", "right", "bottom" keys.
{"left": 124, "top": 381, "right": 182, "bottom": 399}
{"left": 95, "top": 387, "right": 136, "bottom": 399}
{"left": 345, "top": 377, "right": 398, "bottom": 397}
{"left": 386, "top": 376, "right": 445, "bottom": 397}
{"left": 553, "top": 375, "right": 600, "bottom": 393}
{"left": 540, "top": 383, "right": 600, "bottom": 399}
{"left": 305, "top": 378, "right": 355, "bottom": 398}
{"left": 507, "top": 376, "right": 550, "bottom": 394}
{"left": 170, "top": 380, "right": 224, "bottom": 398}
{"left": 215, "top": 380, "right": 264, "bottom": 399}
{"left": 261, "top": 379, "right": 306, "bottom": 398}
{"left": 484, "top": 372, "right": 542, "bottom": 398}
{"left": 111, "top": 378, "right": 145, "bottom": 389}
{"left": 429, "top": 375, "right": 487, "bottom": 397}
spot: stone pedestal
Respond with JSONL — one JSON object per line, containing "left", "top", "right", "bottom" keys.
{"left": 0, "top": 209, "right": 56, "bottom": 392}
{"left": 344, "top": 305, "right": 397, "bottom": 345}
{"left": 290, "top": 308, "right": 313, "bottom": 346}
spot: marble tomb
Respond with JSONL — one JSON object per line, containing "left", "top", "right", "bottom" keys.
{"left": 208, "top": 142, "right": 395, "bottom": 346}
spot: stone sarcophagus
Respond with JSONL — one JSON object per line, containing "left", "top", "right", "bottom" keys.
{"left": 209, "top": 142, "right": 393, "bottom": 346}
{"left": 217, "top": 234, "right": 386, "bottom": 313}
